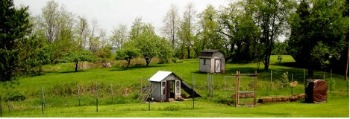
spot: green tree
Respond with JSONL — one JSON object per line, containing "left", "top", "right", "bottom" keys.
{"left": 218, "top": 2, "right": 261, "bottom": 62}
{"left": 288, "top": 0, "right": 348, "bottom": 77}
{"left": 128, "top": 18, "right": 174, "bottom": 66}
{"left": 178, "top": 3, "right": 197, "bottom": 59}
{"left": 157, "top": 38, "right": 174, "bottom": 64}
{"left": 36, "top": 0, "right": 77, "bottom": 64}
{"left": 0, "top": 0, "right": 32, "bottom": 82}
{"left": 94, "top": 45, "right": 112, "bottom": 62}
{"left": 115, "top": 42, "right": 140, "bottom": 69}
{"left": 18, "top": 30, "right": 50, "bottom": 75}
{"left": 61, "top": 49, "right": 95, "bottom": 72}
{"left": 197, "top": 5, "right": 225, "bottom": 55}
{"left": 247, "top": 0, "right": 294, "bottom": 70}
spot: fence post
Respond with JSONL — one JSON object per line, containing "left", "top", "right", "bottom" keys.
{"left": 192, "top": 74, "right": 195, "bottom": 109}
{"left": 330, "top": 69, "right": 333, "bottom": 91}
{"left": 7, "top": 100, "right": 10, "bottom": 115}
{"left": 95, "top": 83, "right": 98, "bottom": 112}
{"left": 270, "top": 70, "right": 272, "bottom": 90}
{"left": 304, "top": 69, "right": 306, "bottom": 88}
{"left": 254, "top": 70, "right": 257, "bottom": 106}
{"left": 78, "top": 85, "right": 81, "bottom": 106}
{"left": 0, "top": 95, "right": 2, "bottom": 117}
{"left": 148, "top": 82, "right": 151, "bottom": 111}
{"left": 291, "top": 74, "right": 294, "bottom": 96}
{"left": 110, "top": 84, "right": 113, "bottom": 102}
{"left": 41, "top": 86, "right": 45, "bottom": 114}
{"left": 235, "top": 71, "right": 240, "bottom": 107}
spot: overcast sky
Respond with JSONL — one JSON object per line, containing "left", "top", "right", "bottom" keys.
{"left": 14, "top": 0, "right": 233, "bottom": 36}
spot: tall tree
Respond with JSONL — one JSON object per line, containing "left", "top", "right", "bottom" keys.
{"left": 218, "top": 2, "right": 261, "bottom": 62}
{"left": 41, "top": 0, "right": 59, "bottom": 43}
{"left": 0, "top": 0, "right": 32, "bottom": 81}
{"left": 288, "top": 0, "right": 348, "bottom": 77}
{"left": 110, "top": 24, "right": 128, "bottom": 50}
{"left": 127, "top": 18, "right": 174, "bottom": 66}
{"left": 198, "top": 5, "right": 223, "bottom": 53}
{"left": 162, "top": 4, "right": 180, "bottom": 49}
{"left": 178, "top": 3, "right": 197, "bottom": 59}
{"left": 76, "top": 16, "right": 90, "bottom": 49}
{"left": 247, "top": 0, "right": 294, "bottom": 70}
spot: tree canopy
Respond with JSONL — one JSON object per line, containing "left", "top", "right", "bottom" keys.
{"left": 0, "top": 0, "right": 32, "bottom": 82}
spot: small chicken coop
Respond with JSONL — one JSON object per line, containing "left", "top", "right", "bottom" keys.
{"left": 148, "top": 71, "right": 200, "bottom": 102}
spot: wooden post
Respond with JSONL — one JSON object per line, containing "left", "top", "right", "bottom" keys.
{"left": 140, "top": 77, "right": 143, "bottom": 95}
{"left": 148, "top": 82, "right": 151, "bottom": 111}
{"left": 78, "top": 85, "right": 81, "bottom": 106}
{"left": 254, "top": 70, "right": 257, "bottom": 106}
{"left": 95, "top": 83, "right": 98, "bottom": 112}
{"left": 0, "top": 95, "right": 2, "bottom": 117}
{"left": 304, "top": 69, "right": 306, "bottom": 88}
{"left": 235, "top": 71, "right": 240, "bottom": 107}
{"left": 291, "top": 74, "right": 294, "bottom": 96}
{"left": 211, "top": 74, "right": 214, "bottom": 97}
{"left": 270, "top": 70, "right": 272, "bottom": 90}
{"left": 41, "top": 87, "right": 45, "bottom": 114}
{"left": 192, "top": 75, "right": 195, "bottom": 109}
{"left": 110, "top": 84, "right": 113, "bottom": 101}
{"left": 330, "top": 69, "right": 333, "bottom": 91}
{"left": 7, "top": 100, "right": 9, "bottom": 115}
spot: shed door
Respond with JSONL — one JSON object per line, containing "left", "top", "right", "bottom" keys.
{"left": 215, "top": 59, "right": 221, "bottom": 73}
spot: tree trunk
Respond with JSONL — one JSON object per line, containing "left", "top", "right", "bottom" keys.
{"left": 75, "top": 60, "right": 79, "bottom": 72}
{"left": 126, "top": 58, "right": 131, "bottom": 69}
{"left": 307, "top": 67, "right": 314, "bottom": 78}
{"left": 145, "top": 57, "right": 152, "bottom": 67}
{"left": 187, "top": 47, "right": 191, "bottom": 59}
{"left": 263, "top": 53, "right": 271, "bottom": 71}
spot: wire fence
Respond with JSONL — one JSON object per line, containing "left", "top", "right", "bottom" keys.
{"left": 0, "top": 69, "right": 339, "bottom": 116}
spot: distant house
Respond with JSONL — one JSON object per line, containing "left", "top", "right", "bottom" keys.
{"left": 148, "top": 71, "right": 200, "bottom": 102}
{"left": 199, "top": 49, "right": 225, "bottom": 73}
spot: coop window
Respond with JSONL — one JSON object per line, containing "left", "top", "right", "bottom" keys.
{"left": 176, "top": 80, "right": 180, "bottom": 94}
{"left": 161, "top": 81, "right": 166, "bottom": 87}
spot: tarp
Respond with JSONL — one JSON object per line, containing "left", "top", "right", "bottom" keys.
{"left": 305, "top": 79, "right": 327, "bottom": 103}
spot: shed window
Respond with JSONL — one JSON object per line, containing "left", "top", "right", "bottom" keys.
{"left": 203, "top": 59, "right": 206, "bottom": 65}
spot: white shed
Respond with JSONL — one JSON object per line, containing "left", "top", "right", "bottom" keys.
{"left": 199, "top": 49, "right": 225, "bottom": 73}
{"left": 148, "top": 71, "right": 201, "bottom": 102}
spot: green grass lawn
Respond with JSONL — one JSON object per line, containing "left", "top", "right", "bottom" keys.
{"left": 0, "top": 55, "right": 348, "bottom": 117}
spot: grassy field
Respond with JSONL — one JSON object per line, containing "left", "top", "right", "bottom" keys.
{"left": 0, "top": 55, "right": 348, "bottom": 117}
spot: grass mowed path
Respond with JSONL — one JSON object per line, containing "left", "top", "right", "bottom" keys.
{"left": 0, "top": 55, "right": 348, "bottom": 117}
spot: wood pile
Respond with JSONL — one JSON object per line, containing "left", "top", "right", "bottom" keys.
{"left": 257, "top": 94, "right": 305, "bottom": 103}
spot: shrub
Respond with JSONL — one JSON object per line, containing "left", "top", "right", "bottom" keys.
{"left": 4, "top": 91, "right": 26, "bottom": 101}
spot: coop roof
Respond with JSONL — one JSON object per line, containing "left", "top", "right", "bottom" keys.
{"left": 199, "top": 49, "right": 222, "bottom": 58}
{"left": 148, "top": 71, "right": 173, "bottom": 82}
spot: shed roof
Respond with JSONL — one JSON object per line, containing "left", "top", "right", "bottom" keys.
{"left": 199, "top": 49, "right": 222, "bottom": 58}
{"left": 149, "top": 71, "right": 173, "bottom": 82}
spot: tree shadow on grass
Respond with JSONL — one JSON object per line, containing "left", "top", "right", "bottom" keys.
{"left": 272, "top": 62, "right": 305, "bottom": 69}
{"left": 110, "top": 65, "right": 165, "bottom": 71}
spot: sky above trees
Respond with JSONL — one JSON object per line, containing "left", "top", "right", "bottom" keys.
{"left": 13, "top": 0, "right": 233, "bottom": 36}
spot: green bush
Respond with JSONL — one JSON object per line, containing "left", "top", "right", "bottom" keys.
{"left": 4, "top": 91, "right": 26, "bottom": 101}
